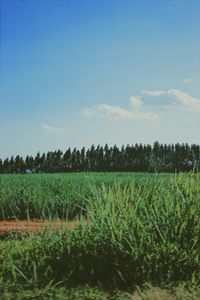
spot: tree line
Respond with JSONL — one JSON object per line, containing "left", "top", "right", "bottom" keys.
{"left": 0, "top": 142, "right": 199, "bottom": 174}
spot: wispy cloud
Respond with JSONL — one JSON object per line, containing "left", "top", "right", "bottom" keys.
{"left": 168, "top": 89, "right": 200, "bottom": 109}
{"left": 81, "top": 109, "right": 96, "bottom": 117}
{"left": 82, "top": 89, "right": 200, "bottom": 126}
{"left": 182, "top": 78, "right": 193, "bottom": 84}
{"left": 142, "top": 90, "right": 166, "bottom": 97}
{"left": 142, "top": 89, "right": 200, "bottom": 110}
{"left": 97, "top": 104, "right": 160, "bottom": 122}
{"left": 129, "top": 96, "right": 143, "bottom": 109}
{"left": 82, "top": 98, "right": 160, "bottom": 123}
{"left": 41, "top": 123, "right": 70, "bottom": 134}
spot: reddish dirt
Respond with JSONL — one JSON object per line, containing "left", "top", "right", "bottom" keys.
{"left": 0, "top": 220, "right": 88, "bottom": 235}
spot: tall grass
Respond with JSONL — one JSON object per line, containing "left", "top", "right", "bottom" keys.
{"left": 0, "top": 172, "right": 199, "bottom": 294}
{"left": 0, "top": 172, "right": 171, "bottom": 220}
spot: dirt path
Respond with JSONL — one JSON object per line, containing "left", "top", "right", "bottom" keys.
{"left": 0, "top": 220, "right": 88, "bottom": 235}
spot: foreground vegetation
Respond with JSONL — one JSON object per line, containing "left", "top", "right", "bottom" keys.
{"left": 0, "top": 172, "right": 200, "bottom": 299}
{"left": 1, "top": 285, "right": 200, "bottom": 300}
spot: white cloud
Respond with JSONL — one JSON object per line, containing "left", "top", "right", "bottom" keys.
{"left": 97, "top": 104, "right": 160, "bottom": 122}
{"left": 168, "top": 89, "right": 200, "bottom": 109}
{"left": 81, "top": 109, "right": 96, "bottom": 117}
{"left": 182, "top": 78, "right": 193, "bottom": 84}
{"left": 42, "top": 123, "right": 70, "bottom": 134}
{"left": 142, "top": 90, "right": 166, "bottom": 97}
{"left": 142, "top": 89, "right": 200, "bottom": 110}
{"left": 82, "top": 96, "right": 160, "bottom": 123}
{"left": 98, "top": 104, "right": 133, "bottom": 120}
{"left": 129, "top": 96, "right": 143, "bottom": 109}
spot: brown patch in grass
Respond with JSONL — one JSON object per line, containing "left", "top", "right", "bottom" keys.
{"left": 0, "top": 219, "right": 88, "bottom": 235}
{"left": 132, "top": 288, "right": 176, "bottom": 300}
{"left": 131, "top": 286, "right": 200, "bottom": 300}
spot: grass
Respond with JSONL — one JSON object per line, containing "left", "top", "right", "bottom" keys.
{"left": 1, "top": 285, "right": 200, "bottom": 300}
{"left": 0, "top": 172, "right": 172, "bottom": 220}
{"left": 0, "top": 172, "right": 199, "bottom": 298}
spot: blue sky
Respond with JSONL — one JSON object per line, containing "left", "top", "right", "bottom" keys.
{"left": 1, "top": 0, "right": 200, "bottom": 158}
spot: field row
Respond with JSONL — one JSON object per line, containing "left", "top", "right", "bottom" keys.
{"left": 0, "top": 172, "right": 171, "bottom": 220}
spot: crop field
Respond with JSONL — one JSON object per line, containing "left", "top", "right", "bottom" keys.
{"left": 0, "top": 172, "right": 173, "bottom": 221}
{"left": 0, "top": 172, "right": 200, "bottom": 299}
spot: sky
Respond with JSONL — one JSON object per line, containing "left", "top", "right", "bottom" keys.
{"left": 0, "top": 0, "right": 200, "bottom": 159}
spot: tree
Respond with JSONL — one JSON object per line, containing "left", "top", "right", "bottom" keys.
{"left": 0, "top": 142, "right": 199, "bottom": 173}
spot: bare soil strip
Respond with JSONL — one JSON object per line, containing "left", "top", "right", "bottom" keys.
{"left": 0, "top": 220, "right": 88, "bottom": 235}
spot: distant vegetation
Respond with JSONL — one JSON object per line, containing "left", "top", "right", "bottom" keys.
{"left": 0, "top": 142, "right": 200, "bottom": 173}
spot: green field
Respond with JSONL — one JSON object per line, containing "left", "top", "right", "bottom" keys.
{"left": 0, "top": 172, "right": 173, "bottom": 221}
{"left": 0, "top": 172, "right": 200, "bottom": 299}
